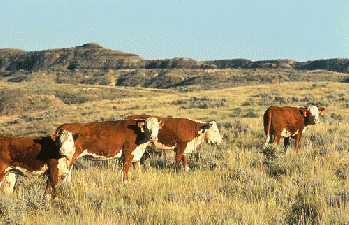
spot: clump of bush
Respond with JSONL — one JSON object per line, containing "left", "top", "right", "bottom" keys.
{"left": 243, "top": 109, "right": 259, "bottom": 118}
{"left": 257, "top": 92, "right": 300, "bottom": 106}
{"left": 330, "top": 113, "right": 345, "bottom": 121}
{"left": 221, "top": 120, "right": 251, "bottom": 138}
{"left": 55, "top": 92, "right": 89, "bottom": 104}
{"left": 286, "top": 193, "right": 320, "bottom": 224}
{"left": 173, "top": 97, "right": 228, "bottom": 109}
{"left": 262, "top": 144, "right": 285, "bottom": 160}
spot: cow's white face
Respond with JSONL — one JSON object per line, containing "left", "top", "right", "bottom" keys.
{"left": 54, "top": 130, "right": 78, "bottom": 159}
{"left": 307, "top": 106, "right": 325, "bottom": 125}
{"left": 139, "top": 117, "right": 163, "bottom": 142}
{"left": 204, "top": 122, "right": 223, "bottom": 144}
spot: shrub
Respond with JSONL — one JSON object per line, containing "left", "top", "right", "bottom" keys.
{"left": 55, "top": 92, "right": 89, "bottom": 104}
{"left": 286, "top": 193, "right": 320, "bottom": 224}
{"left": 174, "top": 97, "right": 227, "bottom": 109}
{"left": 221, "top": 120, "right": 251, "bottom": 138}
{"left": 330, "top": 113, "right": 345, "bottom": 121}
{"left": 243, "top": 109, "right": 259, "bottom": 118}
{"left": 261, "top": 144, "right": 285, "bottom": 160}
{"left": 229, "top": 108, "right": 242, "bottom": 117}
{"left": 291, "top": 95, "right": 299, "bottom": 102}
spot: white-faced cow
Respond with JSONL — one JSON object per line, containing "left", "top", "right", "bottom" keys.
{"left": 127, "top": 115, "right": 223, "bottom": 171}
{"left": 54, "top": 117, "right": 163, "bottom": 182}
{"left": 0, "top": 135, "right": 72, "bottom": 199}
{"left": 263, "top": 105, "right": 325, "bottom": 154}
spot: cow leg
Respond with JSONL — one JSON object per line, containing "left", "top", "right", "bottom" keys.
{"left": 0, "top": 165, "right": 7, "bottom": 184}
{"left": 266, "top": 133, "right": 275, "bottom": 146}
{"left": 284, "top": 137, "right": 290, "bottom": 151}
{"left": 294, "top": 133, "right": 302, "bottom": 155}
{"left": 182, "top": 154, "right": 189, "bottom": 171}
{"left": 46, "top": 174, "right": 58, "bottom": 199}
{"left": 45, "top": 161, "right": 59, "bottom": 199}
{"left": 122, "top": 155, "right": 133, "bottom": 182}
{"left": 175, "top": 146, "right": 185, "bottom": 171}
{"left": 265, "top": 134, "right": 271, "bottom": 146}
{"left": 134, "top": 161, "right": 141, "bottom": 172}
{"left": 274, "top": 133, "right": 281, "bottom": 146}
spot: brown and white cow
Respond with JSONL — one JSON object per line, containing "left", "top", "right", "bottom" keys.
{"left": 0, "top": 135, "right": 72, "bottom": 199}
{"left": 127, "top": 115, "right": 223, "bottom": 171}
{"left": 263, "top": 105, "right": 325, "bottom": 154}
{"left": 54, "top": 117, "right": 163, "bottom": 182}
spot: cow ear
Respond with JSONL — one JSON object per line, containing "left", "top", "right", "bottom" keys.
{"left": 319, "top": 107, "right": 325, "bottom": 115}
{"left": 303, "top": 111, "right": 307, "bottom": 117}
{"left": 51, "top": 134, "right": 58, "bottom": 141}
{"left": 138, "top": 121, "right": 145, "bottom": 132}
{"left": 159, "top": 121, "right": 164, "bottom": 129}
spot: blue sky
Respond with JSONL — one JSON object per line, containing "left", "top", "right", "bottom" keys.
{"left": 1, "top": 0, "right": 348, "bottom": 61}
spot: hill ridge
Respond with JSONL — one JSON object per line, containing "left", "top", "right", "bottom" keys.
{"left": 1, "top": 43, "right": 349, "bottom": 73}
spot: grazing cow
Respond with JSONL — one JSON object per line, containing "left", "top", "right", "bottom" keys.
{"left": 54, "top": 117, "right": 163, "bottom": 182}
{"left": 127, "top": 115, "right": 223, "bottom": 171}
{"left": 0, "top": 135, "right": 72, "bottom": 199}
{"left": 263, "top": 105, "right": 325, "bottom": 154}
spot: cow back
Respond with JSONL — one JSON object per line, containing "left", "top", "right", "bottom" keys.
{"left": 55, "top": 120, "right": 145, "bottom": 157}
{"left": 127, "top": 115, "right": 206, "bottom": 147}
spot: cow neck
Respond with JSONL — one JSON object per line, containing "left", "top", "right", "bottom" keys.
{"left": 197, "top": 123, "right": 209, "bottom": 140}
{"left": 135, "top": 132, "right": 147, "bottom": 145}
{"left": 298, "top": 108, "right": 310, "bottom": 126}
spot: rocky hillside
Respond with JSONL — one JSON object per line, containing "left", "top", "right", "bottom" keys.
{"left": 1, "top": 43, "right": 349, "bottom": 73}
{"left": 0, "top": 43, "right": 143, "bottom": 72}
{"left": 0, "top": 43, "right": 348, "bottom": 90}
{"left": 0, "top": 43, "right": 213, "bottom": 73}
{"left": 206, "top": 59, "right": 349, "bottom": 73}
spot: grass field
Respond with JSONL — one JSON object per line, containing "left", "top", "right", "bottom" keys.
{"left": 0, "top": 77, "right": 348, "bottom": 224}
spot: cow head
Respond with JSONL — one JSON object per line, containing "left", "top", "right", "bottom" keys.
{"left": 138, "top": 117, "right": 163, "bottom": 142}
{"left": 203, "top": 122, "right": 223, "bottom": 144}
{"left": 303, "top": 106, "right": 325, "bottom": 125}
{"left": 52, "top": 130, "right": 79, "bottom": 160}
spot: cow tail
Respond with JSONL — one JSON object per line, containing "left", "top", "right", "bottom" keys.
{"left": 264, "top": 108, "right": 272, "bottom": 145}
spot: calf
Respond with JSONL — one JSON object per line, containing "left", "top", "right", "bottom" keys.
{"left": 0, "top": 135, "right": 72, "bottom": 199}
{"left": 54, "top": 117, "right": 163, "bottom": 182}
{"left": 127, "top": 115, "right": 223, "bottom": 171}
{"left": 263, "top": 105, "right": 325, "bottom": 154}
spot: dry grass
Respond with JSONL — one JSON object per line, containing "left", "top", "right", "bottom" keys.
{"left": 0, "top": 79, "right": 348, "bottom": 224}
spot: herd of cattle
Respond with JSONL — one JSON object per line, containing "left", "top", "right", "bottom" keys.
{"left": 0, "top": 105, "right": 325, "bottom": 199}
